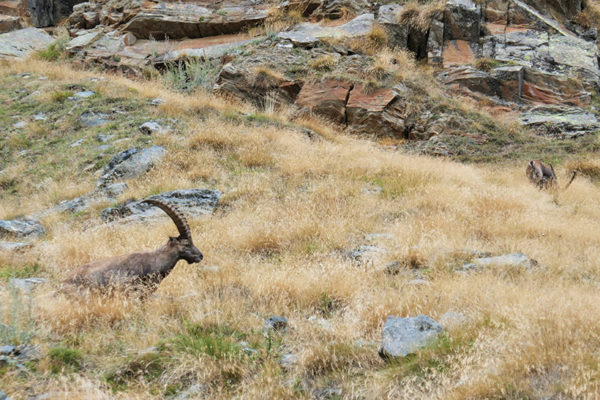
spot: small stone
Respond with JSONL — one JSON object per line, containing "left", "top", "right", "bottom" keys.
{"left": 460, "top": 253, "right": 536, "bottom": 271}
{"left": 139, "top": 121, "right": 169, "bottom": 135}
{"left": 100, "top": 182, "right": 128, "bottom": 198}
{"left": 80, "top": 112, "right": 109, "bottom": 127}
{"left": 12, "top": 121, "right": 27, "bottom": 129}
{"left": 379, "top": 315, "right": 444, "bottom": 359}
{"left": 279, "top": 353, "right": 298, "bottom": 369}
{"left": 9, "top": 277, "right": 47, "bottom": 291}
{"left": 239, "top": 341, "right": 258, "bottom": 355}
{"left": 151, "top": 98, "right": 166, "bottom": 106}
{"left": 264, "top": 316, "right": 288, "bottom": 333}
{"left": 74, "top": 90, "right": 95, "bottom": 98}
{"left": 0, "top": 390, "right": 8, "bottom": 400}
{"left": 97, "top": 144, "right": 111, "bottom": 151}
{"left": 33, "top": 113, "right": 47, "bottom": 121}
{"left": 70, "top": 139, "right": 84, "bottom": 147}
{"left": 380, "top": 261, "right": 401, "bottom": 275}
{"left": 96, "top": 134, "right": 112, "bottom": 143}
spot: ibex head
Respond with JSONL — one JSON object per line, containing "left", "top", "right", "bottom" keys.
{"left": 143, "top": 199, "right": 203, "bottom": 264}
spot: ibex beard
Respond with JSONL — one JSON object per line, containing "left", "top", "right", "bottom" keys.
{"left": 63, "top": 199, "right": 203, "bottom": 292}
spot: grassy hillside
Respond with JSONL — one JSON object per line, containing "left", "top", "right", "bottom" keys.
{"left": 2, "top": 59, "right": 600, "bottom": 398}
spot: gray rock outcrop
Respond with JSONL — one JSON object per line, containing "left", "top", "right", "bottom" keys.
{"left": 100, "top": 189, "right": 222, "bottom": 222}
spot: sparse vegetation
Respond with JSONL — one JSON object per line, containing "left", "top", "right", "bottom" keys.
{"left": 2, "top": 55, "right": 600, "bottom": 399}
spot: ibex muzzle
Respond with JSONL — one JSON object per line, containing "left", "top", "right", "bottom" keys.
{"left": 64, "top": 199, "right": 203, "bottom": 288}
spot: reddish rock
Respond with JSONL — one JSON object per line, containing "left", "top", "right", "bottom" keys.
{"left": 442, "top": 40, "right": 475, "bottom": 67}
{"left": 0, "top": 15, "right": 21, "bottom": 33}
{"left": 347, "top": 84, "right": 406, "bottom": 137}
{"left": 521, "top": 69, "right": 590, "bottom": 107}
{"left": 295, "top": 80, "right": 352, "bottom": 124}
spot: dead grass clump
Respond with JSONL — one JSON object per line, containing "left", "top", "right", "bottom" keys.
{"left": 309, "top": 55, "right": 338, "bottom": 71}
{"left": 251, "top": 67, "right": 285, "bottom": 90}
{"left": 265, "top": 8, "right": 303, "bottom": 35}
{"left": 565, "top": 158, "right": 600, "bottom": 181}
{"left": 347, "top": 23, "right": 388, "bottom": 56}
{"left": 300, "top": 341, "right": 380, "bottom": 377}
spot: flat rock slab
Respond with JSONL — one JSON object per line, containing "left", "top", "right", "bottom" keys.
{"left": 80, "top": 111, "right": 109, "bottom": 127}
{"left": 122, "top": 2, "right": 268, "bottom": 40}
{"left": 0, "top": 219, "right": 44, "bottom": 239}
{"left": 0, "top": 27, "right": 55, "bottom": 58}
{"left": 0, "top": 241, "right": 32, "bottom": 251}
{"left": 100, "top": 188, "right": 222, "bottom": 222}
{"left": 279, "top": 13, "right": 374, "bottom": 46}
{"left": 97, "top": 146, "right": 167, "bottom": 187}
{"left": 379, "top": 315, "right": 444, "bottom": 359}
{"left": 461, "top": 252, "right": 536, "bottom": 271}
{"left": 8, "top": 277, "right": 47, "bottom": 291}
{"left": 520, "top": 106, "right": 600, "bottom": 137}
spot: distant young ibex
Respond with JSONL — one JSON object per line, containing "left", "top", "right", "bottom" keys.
{"left": 526, "top": 160, "right": 577, "bottom": 190}
{"left": 64, "top": 199, "right": 203, "bottom": 289}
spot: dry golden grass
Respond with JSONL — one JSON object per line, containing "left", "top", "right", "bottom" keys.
{"left": 2, "top": 60, "right": 600, "bottom": 398}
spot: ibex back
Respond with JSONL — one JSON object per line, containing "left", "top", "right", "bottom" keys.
{"left": 64, "top": 199, "right": 203, "bottom": 289}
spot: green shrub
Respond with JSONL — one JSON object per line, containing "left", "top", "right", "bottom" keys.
{"left": 48, "top": 346, "right": 82, "bottom": 373}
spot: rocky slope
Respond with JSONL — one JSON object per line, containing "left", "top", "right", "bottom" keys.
{"left": 1, "top": 0, "right": 599, "bottom": 156}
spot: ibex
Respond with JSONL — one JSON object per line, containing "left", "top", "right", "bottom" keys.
{"left": 64, "top": 199, "right": 203, "bottom": 289}
{"left": 526, "top": 160, "right": 577, "bottom": 190}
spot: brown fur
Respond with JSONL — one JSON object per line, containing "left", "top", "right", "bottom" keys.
{"left": 63, "top": 200, "right": 203, "bottom": 289}
{"left": 526, "top": 160, "right": 577, "bottom": 190}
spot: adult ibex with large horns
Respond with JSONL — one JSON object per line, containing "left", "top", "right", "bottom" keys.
{"left": 64, "top": 199, "right": 203, "bottom": 289}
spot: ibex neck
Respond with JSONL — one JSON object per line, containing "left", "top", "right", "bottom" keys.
{"left": 150, "top": 244, "right": 181, "bottom": 275}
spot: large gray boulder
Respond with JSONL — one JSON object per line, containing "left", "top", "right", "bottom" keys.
{"left": 100, "top": 189, "right": 222, "bottom": 223}
{"left": 379, "top": 315, "right": 444, "bottom": 359}
{"left": 0, "top": 28, "right": 55, "bottom": 59}
{"left": 97, "top": 146, "right": 167, "bottom": 188}
{"left": 0, "top": 219, "right": 45, "bottom": 239}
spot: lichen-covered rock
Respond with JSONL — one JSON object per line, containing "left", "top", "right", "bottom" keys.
{"left": 0, "top": 241, "right": 33, "bottom": 251}
{"left": 0, "top": 219, "right": 45, "bottom": 239}
{"left": 100, "top": 189, "right": 222, "bottom": 222}
{"left": 0, "top": 28, "right": 55, "bottom": 59}
{"left": 97, "top": 146, "right": 167, "bottom": 188}
{"left": 520, "top": 106, "right": 600, "bottom": 138}
{"left": 379, "top": 315, "right": 444, "bottom": 359}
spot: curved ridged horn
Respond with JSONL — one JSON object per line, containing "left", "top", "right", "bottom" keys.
{"left": 143, "top": 199, "right": 192, "bottom": 240}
